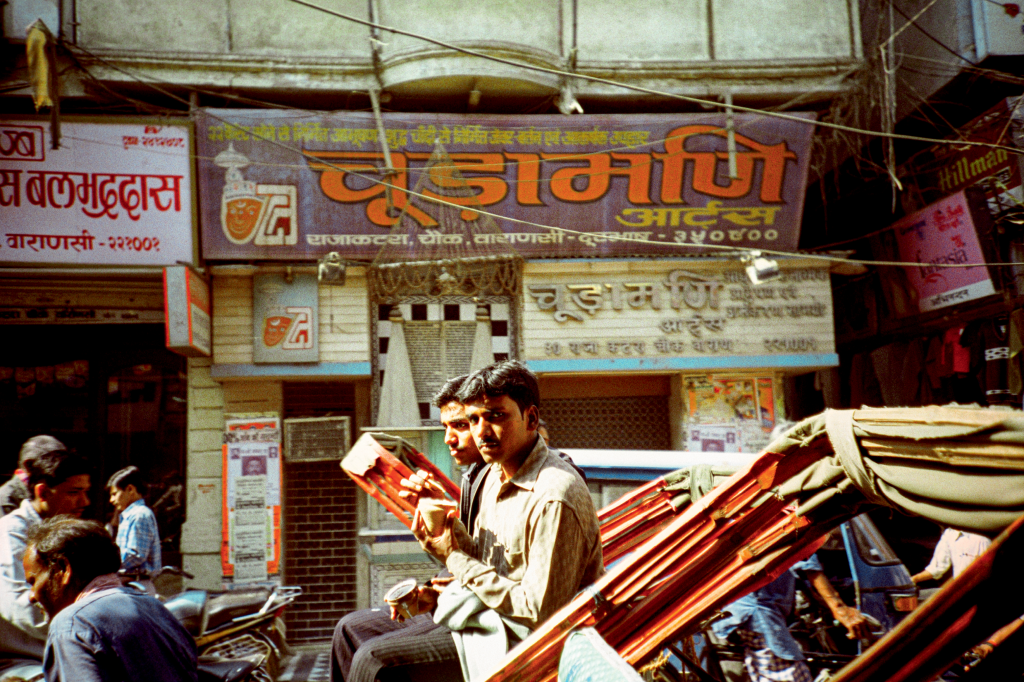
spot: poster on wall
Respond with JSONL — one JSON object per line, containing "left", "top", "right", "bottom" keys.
{"left": 0, "top": 118, "right": 196, "bottom": 266}
{"left": 195, "top": 109, "right": 816, "bottom": 260}
{"left": 684, "top": 376, "right": 776, "bottom": 453}
{"left": 222, "top": 415, "right": 282, "bottom": 586}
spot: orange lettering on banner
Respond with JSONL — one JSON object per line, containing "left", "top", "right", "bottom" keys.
{"left": 407, "top": 152, "right": 507, "bottom": 220}
{"left": 654, "top": 125, "right": 796, "bottom": 204}
{"left": 542, "top": 152, "right": 653, "bottom": 204}
{"left": 308, "top": 151, "right": 436, "bottom": 227}
{"left": 503, "top": 153, "right": 544, "bottom": 205}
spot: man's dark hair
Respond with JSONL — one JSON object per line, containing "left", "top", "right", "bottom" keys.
{"left": 432, "top": 375, "right": 468, "bottom": 409}
{"left": 26, "top": 517, "right": 121, "bottom": 593}
{"left": 107, "top": 465, "right": 145, "bottom": 495}
{"left": 23, "top": 447, "right": 90, "bottom": 498}
{"left": 19, "top": 435, "right": 66, "bottom": 468}
{"left": 456, "top": 360, "right": 540, "bottom": 415}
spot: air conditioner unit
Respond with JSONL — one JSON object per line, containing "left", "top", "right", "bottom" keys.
{"left": 283, "top": 416, "right": 351, "bottom": 462}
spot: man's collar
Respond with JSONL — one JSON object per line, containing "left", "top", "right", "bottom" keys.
{"left": 123, "top": 498, "right": 145, "bottom": 513}
{"left": 502, "top": 435, "right": 548, "bottom": 492}
{"left": 21, "top": 497, "right": 42, "bottom": 523}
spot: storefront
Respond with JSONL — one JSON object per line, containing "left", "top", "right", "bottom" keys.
{"left": 0, "top": 116, "right": 197, "bottom": 564}
{"left": 193, "top": 107, "right": 825, "bottom": 639}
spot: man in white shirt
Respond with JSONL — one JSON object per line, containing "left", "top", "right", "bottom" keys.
{"left": 912, "top": 527, "right": 991, "bottom": 584}
{"left": 0, "top": 437, "right": 90, "bottom": 668}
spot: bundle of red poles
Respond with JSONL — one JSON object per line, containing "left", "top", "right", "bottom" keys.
{"left": 340, "top": 432, "right": 460, "bottom": 529}
{"left": 341, "top": 432, "right": 837, "bottom": 681}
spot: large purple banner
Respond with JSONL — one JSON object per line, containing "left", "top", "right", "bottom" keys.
{"left": 195, "top": 110, "right": 815, "bottom": 261}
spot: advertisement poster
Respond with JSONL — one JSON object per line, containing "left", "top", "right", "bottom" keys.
{"left": 222, "top": 415, "right": 282, "bottom": 586}
{"left": 685, "top": 376, "right": 776, "bottom": 452}
{"left": 887, "top": 190, "right": 996, "bottom": 313}
{"left": 0, "top": 118, "right": 195, "bottom": 266}
{"left": 195, "top": 110, "right": 816, "bottom": 260}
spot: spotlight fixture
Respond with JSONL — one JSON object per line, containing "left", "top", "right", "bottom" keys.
{"left": 318, "top": 252, "right": 346, "bottom": 284}
{"left": 743, "top": 251, "right": 781, "bottom": 285}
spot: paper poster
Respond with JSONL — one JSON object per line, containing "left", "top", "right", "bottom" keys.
{"left": 222, "top": 415, "right": 282, "bottom": 586}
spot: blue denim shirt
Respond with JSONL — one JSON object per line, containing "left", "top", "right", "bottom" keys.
{"left": 44, "top": 586, "right": 196, "bottom": 682}
{"left": 710, "top": 554, "right": 823, "bottom": 661}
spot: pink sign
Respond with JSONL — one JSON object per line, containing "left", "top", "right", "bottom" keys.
{"left": 890, "top": 191, "right": 995, "bottom": 312}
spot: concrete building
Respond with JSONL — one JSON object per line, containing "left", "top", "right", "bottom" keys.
{"left": 0, "top": 0, "right": 915, "bottom": 643}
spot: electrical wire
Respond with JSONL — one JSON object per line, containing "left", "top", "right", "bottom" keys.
{"left": 287, "top": 0, "right": 1024, "bottom": 158}
{"left": 49, "top": 18, "right": 1024, "bottom": 269}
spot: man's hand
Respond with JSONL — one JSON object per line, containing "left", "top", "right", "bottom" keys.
{"left": 831, "top": 604, "right": 870, "bottom": 641}
{"left": 398, "top": 469, "right": 445, "bottom": 507}
{"left": 412, "top": 508, "right": 459, "bottom": 562}
{"left": 389, "top": 585, "right": 441, "bottom": 622}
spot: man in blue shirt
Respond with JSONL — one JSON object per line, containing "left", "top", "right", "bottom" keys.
{"left": 107, "top": 466, "right": 161, "bottom": 574}
{"left": 23, "top": 516, "right": 196, "bottom": 682}
{"left": 712, "top": 554, "right": 868, "bottom": 682}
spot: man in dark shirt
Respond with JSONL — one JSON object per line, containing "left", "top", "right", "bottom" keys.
{"left": 23, "top": 517, "right": 196, "bottom": 682}
{"left": 330, "top": 375, "right": 487, "bottom": 682}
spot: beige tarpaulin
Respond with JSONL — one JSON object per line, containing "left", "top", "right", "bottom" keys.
{"left": 772, "top": 406, "right": 1024, "bottom": 534}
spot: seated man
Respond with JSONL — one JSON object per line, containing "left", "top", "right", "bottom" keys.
{"left": 23, "top": 517, "right": 196, "bottom": 682}
{"left": 0, "top": 437, "right": 90, "bottom": 665}
{"left": 711, "top": 553, "right": 868, "bottom": 682}
{"left": 331, "top": 375, "right": 487, "bottom": 682}
{"left": 107, "top": 466, "right": 162, "bottom": 574}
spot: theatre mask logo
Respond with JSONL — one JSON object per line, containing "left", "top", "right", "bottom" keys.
{"left": 215, "top": 144, "right": 298, "bottom": 247}
{"left": 262, "top": 315, "right": 293, "bottom": 347}
{"left": 253, "top": 274, "right": 318, "bottom": 363}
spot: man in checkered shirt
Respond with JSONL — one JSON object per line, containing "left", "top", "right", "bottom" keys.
{"left": 108, "top": 466, "right": 161, "bottom": 574}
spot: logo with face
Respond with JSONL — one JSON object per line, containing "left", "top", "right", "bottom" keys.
{"left": 215, "top": 144, "right": 297, "bottom": 247}
{"left": 223, "top": 190, "right": 267, "bottom": 244}
{"left": 263, "top": 315, "right": 293, "bottom": 347}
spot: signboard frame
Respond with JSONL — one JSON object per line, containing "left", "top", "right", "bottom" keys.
{"left": 195, "top": 109, "right": 816, "bottom": 261}
{"left": 0, "top": 115, "right": 199, "bottom": 267}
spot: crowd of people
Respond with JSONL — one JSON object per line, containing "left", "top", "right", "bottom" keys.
{"left": 0, "top": 436, "right": 186, "bottom": 681}
{"left": 0, "top": 359, "right": 1012, "bottom": 682}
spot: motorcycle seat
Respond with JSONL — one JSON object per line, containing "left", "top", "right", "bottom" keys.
{"left": 197, "top": 657, "right": 258, "bottom": 682}
{"left": 163, "top": 589, "right": 208, "bottom": 637}
{"left": 203, "top": 588, "right": 273, "bottom": 633}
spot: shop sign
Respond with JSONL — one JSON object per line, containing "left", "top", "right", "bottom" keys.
{"left": 523, "top": 263, "right": 834, "bottom": 361}
{"left": 252, "top": 273, "right": 318, "bottom": 363}
{"left": 902, "top": 98, "right": 1023, "bottom": 212}
{"left": 195, "top": 110, "right": 816, "bottom": 260}
{"left": 0, "top": 307, "right": 164, "bottom": 324}
{"left": 885, "top": 190, "right": 996, "bottom": 314}
{"left": 222, "top": 415, "right": 282, "bottom": 586}
{"left": 0, "top": 118, "right": 196, "bottom": 266}
{"left": 163, "top": 266, "right": 211, "bottom": 357}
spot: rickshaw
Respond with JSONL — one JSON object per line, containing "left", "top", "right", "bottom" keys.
{"left": 344, "top": 406, "right": 1024, "bottom": 682}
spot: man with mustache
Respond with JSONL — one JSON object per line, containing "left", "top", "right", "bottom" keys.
{"left": 410, "top": 360, "right": 602, "bottom": 681}
{"left": 23, "top": 517, "right": 196, "bottom": 682}
{"left": 331, "top": 375, "right": 489, "bottom": 682}
{"left": 0, "top": 438, "right": 91, "bottom": 669}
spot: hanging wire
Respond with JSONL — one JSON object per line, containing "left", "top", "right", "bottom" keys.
{"left": 43, "top": 16, "right": 1024, "bottom": 270}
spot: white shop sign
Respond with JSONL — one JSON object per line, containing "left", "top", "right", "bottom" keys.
{"left": 0, "top": 118, "right": 195, "bottom": 266}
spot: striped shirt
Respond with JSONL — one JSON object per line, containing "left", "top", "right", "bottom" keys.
{"left": 116, "top": 499, "right": 162, "bottom": 573}
{"left": 447, "top": 436, "right": 604, "bottom": 630}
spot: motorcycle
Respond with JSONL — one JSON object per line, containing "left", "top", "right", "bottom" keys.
{"left": 124, "top": 567, "right": 303, "bottom": 682}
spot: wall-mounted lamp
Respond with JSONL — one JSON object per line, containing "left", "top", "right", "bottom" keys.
{"left": 742, "top": 251, "right": 781, "bottom": 285}
{"left": 318, "top": 252, "right": 346, "bottom": 285}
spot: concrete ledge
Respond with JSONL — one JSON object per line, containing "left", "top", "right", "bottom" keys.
{"left": 211, "top": 362, "right": 372, "bottom": 379}
{"left": 526, "top": 353, "right": 839, "bottom": 373}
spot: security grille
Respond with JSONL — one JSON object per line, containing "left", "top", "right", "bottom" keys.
{"left": 541, "top": 396, "right": 671, "bottom": 450}
{"left": 283, "top": 416, "right": 351, "bottom": 462}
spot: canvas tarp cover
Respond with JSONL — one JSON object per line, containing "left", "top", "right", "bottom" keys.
{"left": 770, "top": 407, "right": 1024, "bottom": 534}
